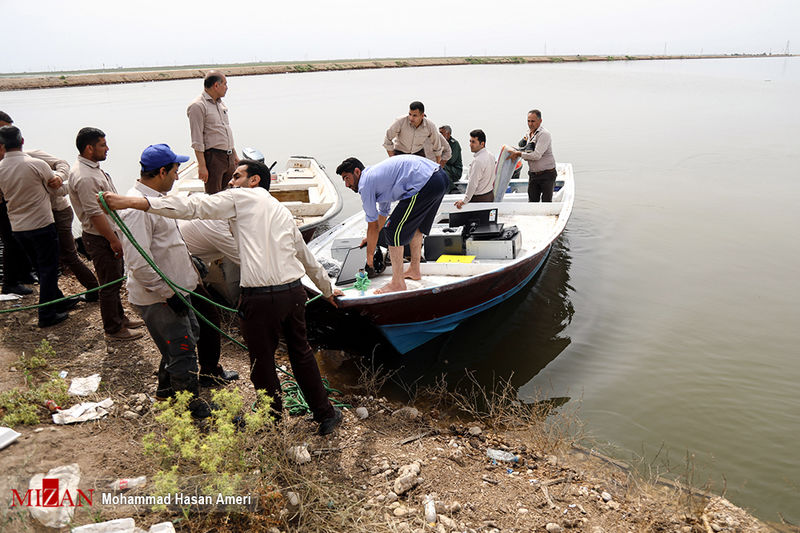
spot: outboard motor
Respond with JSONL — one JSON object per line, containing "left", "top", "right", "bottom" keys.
{"left": 241, "top": 147, "right": 265, "bottom": 163}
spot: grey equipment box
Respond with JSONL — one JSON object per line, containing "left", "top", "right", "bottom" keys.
{"left": 466, "top": 226, "right": 521, "bottom": 260}
{"left": 331, "top": 238, "right": 364, "bottom": 263}
{"left": 424, "top": 225, "right": 465, "bottom": 261}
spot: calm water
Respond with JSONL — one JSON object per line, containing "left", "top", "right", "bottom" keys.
{"left": 3, "top": 57, "right": 799, "bottom": 522}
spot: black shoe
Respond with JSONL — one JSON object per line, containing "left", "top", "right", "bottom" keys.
{"left": 56, "top": 297, "right": 81, "bottom": 312}
{"left": 38, "top": 312, "right": 69, "bottom": 328}
{"left": 189, "top": 398, "right": 214, "bottom": 419}
{"left": 2, "top": 285, "right": 33, "bottom": 295}
{"left": 199, "top": 369, "right": 239, "bottom": 387}
{"left": 318, "top": 407, "right": 342, "bottom": 436}
{"left": 84, "top": 292, "right": 99, "bottom": 303}
{"left": 20, "top": 273, "right": 38, "bottom": 284}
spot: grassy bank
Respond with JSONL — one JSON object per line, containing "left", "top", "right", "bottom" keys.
{"left": 0, "top": 53, "right": 792, "bottom": 91}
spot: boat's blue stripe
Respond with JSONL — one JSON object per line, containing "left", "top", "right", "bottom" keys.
{"left": 378, "top": 245, "right": 551, "bottom": 353}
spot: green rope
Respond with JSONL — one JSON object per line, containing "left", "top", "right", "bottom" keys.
{"left": 97, "top": 191, "right": 350, "bottom": 415}
{"left": 0, "top": 276, "right": 125, "bottom": 314}
{"left": 353, "top": 271, "right": 370, "bottom": 293}
{"left": 280, "top": 377, "right": 349, "bottom": 416}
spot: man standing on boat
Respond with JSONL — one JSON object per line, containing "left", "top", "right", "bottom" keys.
{"left": 187, "top": 71, "right": 238, "bottom": 194}
{"left": 69, "top": 127, "right": 144, "bottom": 341}
{"left": 455, "top": 129, "right": 495, "bottom": 209}
{"left": 99, "top": 159, "right": 345, "bottom": 435}
{"left": 509, "top": 109, "right": 557, "bottom": 202}
{"left": 439, "top": 125, "right": 463, "bottom": 192}
{"left": 335, "top": 155, "right": 449, "bottom": 294}
{"left": 383, "top": 101, "right": 444, "bottom": 165}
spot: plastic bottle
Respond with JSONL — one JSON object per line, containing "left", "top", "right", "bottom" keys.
{"left": 424, "top": 494, "right": 437, "bottom": 524}
{"left": 355, "top": 269, "right": 369, "bottom": 296}
{"left": 486, "top": 448, "right": 518, "bottom": 463}
{"left": 44, "top": 400, "right": 59, "bottom": 412}
{"left": 109, "top": 476, "right": 147, "bottom": 491}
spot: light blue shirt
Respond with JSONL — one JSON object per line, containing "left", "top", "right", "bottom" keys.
{"left": 358, "top": 155, "right": 439, "bottom": 222}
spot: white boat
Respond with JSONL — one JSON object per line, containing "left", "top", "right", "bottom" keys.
{"left": 173, "top": 154, "right": 342, "bottom": 242}
{"left": 302, "top": 163, "right": 575, "bottom": 353}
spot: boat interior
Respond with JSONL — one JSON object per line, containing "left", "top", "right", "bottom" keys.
{"left": 174, "top": 156, "right": 338, "bottom": 226}
{"left": 311, "top": 193, "right": 570, "bottom": 298}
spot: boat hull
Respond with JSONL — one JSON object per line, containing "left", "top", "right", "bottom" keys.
{"left": 373, "top": 245, "right": 552, "bottom": 353}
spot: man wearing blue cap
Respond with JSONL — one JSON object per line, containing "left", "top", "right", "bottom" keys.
{"left": 118, "top": 144, "right": 212, "bottom": 418}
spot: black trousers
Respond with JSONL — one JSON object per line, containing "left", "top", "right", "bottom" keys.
{"left": 190, "top": 284, "right": 223, "bottom": 376}
{"left": 238, "top": 284, "right": 334, "bottom": 422}
{"left": 0, "top": 200, "right": 34, "bottom": 288}
{"left": 528, "top": 168, "right": 557, "bottom": 203}
{"left": 13, "top": 223, "right": 64, "bottom": 322}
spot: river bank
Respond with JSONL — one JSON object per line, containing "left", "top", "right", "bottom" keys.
{"left": 0, "top": 277, "right": 791, "bottom": 532}
{"left": 0, "top": 54, "right": 791, "bottom": 91}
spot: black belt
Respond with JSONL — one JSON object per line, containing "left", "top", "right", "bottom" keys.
{"left": 530, "top": 168, "right": 556, "bottom": 176}
{"left": 241, "top": 279, "right": 302, "bottom": 295}
{"left": 206, "top": 148, "right": 233, "bottom": 155}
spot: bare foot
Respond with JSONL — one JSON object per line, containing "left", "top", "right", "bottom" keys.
{"left": 374, "top": 281, "right": 407, "bottom": 294}
{"left": 403, "top": 267, "right": 421, "bottom": 280}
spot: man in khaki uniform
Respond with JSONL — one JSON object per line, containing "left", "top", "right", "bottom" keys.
{"left": 0, "top": 112, "right": 100, "bottom": 299}
{"left": 187, "top": 71, "right": 238, "bottom": 194}
{"left": 0, "top": 126, "right": 79, "bottom": 327}
{"left": 69, "top": 127, "right": 143, "bottom": 340}
{"left": 383, "top": 101, "right": 443, "bottom": 164}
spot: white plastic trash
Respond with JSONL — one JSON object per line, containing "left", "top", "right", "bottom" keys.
{"left": 68, "top": 374, "right": 102, "bottom": 396}
{"left": 486, "top": 448, "right": 518, "bottom": 462}
{"left": 0, "top": 426, "right": 22, "bottom": 450}
{"left": 109, "top": 476, "right": 146, "bottom": 491}
{"left": 70, "top": 517, "right": 136, "bottom": 532}
{"left": 53, "top": 398, "right": 113, "bottom": 424}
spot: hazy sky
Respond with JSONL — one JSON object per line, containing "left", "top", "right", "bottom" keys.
{"left": 2, "top": 0, "right": 798, "bottom": 73}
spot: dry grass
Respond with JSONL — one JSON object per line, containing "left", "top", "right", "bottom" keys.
{"left": 418, "top": 370, "right": 583, "bottom": 455}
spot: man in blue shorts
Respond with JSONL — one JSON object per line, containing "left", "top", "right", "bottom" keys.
{"left": 336, "top": 155, "right": 449, "bottom": 294}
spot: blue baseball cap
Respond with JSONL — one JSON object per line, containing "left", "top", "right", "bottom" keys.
{"left": 140, "top": 143, "right": 190, "bottom": 171}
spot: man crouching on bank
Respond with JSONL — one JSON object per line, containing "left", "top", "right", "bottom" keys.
{"left": 336, "top": 155, "right": 449, "bottom": 294}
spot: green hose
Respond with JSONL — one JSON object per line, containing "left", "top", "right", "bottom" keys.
{"left": 0, "top": 276, "right": 125, "bottom": 314}
{"left": 96, "top": 191, "right": 349, "bottom": 414}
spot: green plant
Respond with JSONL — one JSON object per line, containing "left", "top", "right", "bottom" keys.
{"left": 142, "top": 389, "right": 274, "bottom": 509}
{"left": 34, "top": 340, "right": 55, "bottom": 360}
{"left": 0, "top": 373, "right": 68, "bottom": 426}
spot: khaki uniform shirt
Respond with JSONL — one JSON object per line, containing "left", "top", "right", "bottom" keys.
{"left": 187, "top": 91, "right": 235, "bottom": 152}
{"left": 0, "top": 151, "right": 60, "bottom": 231}
{"left": 424, "top": 132, "right": 451, "bottom": 164}
{"left": 178, "top": 218, "right": 240, "bottom": 265}
{"left": 68, "top": 156, "right": 119, "bottom": 236}
{"left": 120, "top": 182, "right": 200, "bottom": 306}
{"left": 27, "top": 150, "right": 70, "bottom": 211}
{"left": 520, "top": 126, "right": 556, "bottom": 173}
{"left": 383, "top": 116, "right": 443, "bottom": 159}
{"left": 147, "top": 187, "right": 333, "bottom": 297}
{"left": 463, "top": 148, "right": 496, "bottom": 203}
